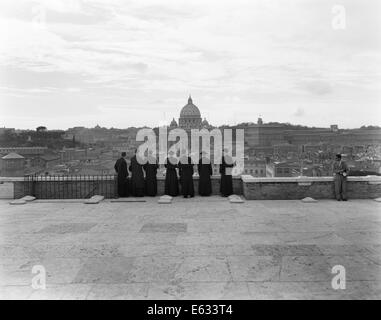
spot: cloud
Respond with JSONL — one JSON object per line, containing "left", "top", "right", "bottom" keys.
{"left": 293, "top": 107, "right": 305, "bottom": 117}
{"left": 0, "top": 0, "right": 380, "bottom": 129}
{"left": 300, "top": 80, "right": 333, "bottom": 96}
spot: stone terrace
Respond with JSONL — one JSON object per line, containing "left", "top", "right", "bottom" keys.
{"left": 0, "top": 197, "right": 380, "bottom": 299}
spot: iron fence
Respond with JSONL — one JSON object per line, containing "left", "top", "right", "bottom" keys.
{"left": 24, "top": 174, "right": 118, "bottom": 199}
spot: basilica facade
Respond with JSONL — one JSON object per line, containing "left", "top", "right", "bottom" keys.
{"left": 170, "top": 95, "right": 210, "bottom": 130}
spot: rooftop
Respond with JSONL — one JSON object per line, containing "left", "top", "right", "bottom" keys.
{"left": 2, "top": 152, "right": 24, "bottom": 160}
{"left": 0, "top": 197, "right": 380, "bottom": 299}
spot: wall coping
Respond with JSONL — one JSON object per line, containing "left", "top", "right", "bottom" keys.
{"left": 0, "top": 175, "right": 241, "bottom": 182}
{"left": 0, "top": 177, "right": 25, "bottom": 182}
{"left": 156, "top": 175, "right": 242, "bottom": 181}
{"left": 241, "top": 175, "right": 381, "bottom": 183}
{"left": 1, "top": 175, "right": 381, "bottom": 183}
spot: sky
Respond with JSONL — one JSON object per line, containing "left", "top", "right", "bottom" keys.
{"left": 0, "top": 0, "right": 380, "bottom": 130}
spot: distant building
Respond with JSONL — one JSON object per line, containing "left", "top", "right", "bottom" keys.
{"left": 59, "top": 148, "right": 87, "bottom": 161}
{"left": 273, "top": 143, "right": 299, "bottom": 154}
{"left": 299, "top": 144, "right": 325, "bottom": 155}
{"left": 0, "top": 152, "right": 25, "bottom": 177}
{"left": 170, "top": 118, "right": 178, "bottom": 128}
{"left": 38, "top": 154, "right": 61, "bottom": 170}
{"left": 178, "top": 95, "right": 203, "bottom": 130}
{"left": 266, "top": 161, "right": 301, "bottom": 177}
{"left": 163, "top": 95, "right": 214, "bottom": 155}
{"left": 74, "top": 164, "right": 111, "bottom": 175}
{"left": 242, "top": 123, "right": 286, "bottom": 148}
{"left": 241, "top": 119, "right": 381, "bottom": 152}
{"left": 243, "top": 159, "right": 267, "bottom": 177}
{"left": 284, "top": 129, "right": 337, "bottom": 145}
{"left": 201, "top": 118, "right": 210, "bottom": 129}
{"left": 0, "top": 147, "right": 47, "bottom": 157}
{"left": 251, "top": 146, "right": 274, "bottom": 158}
{"left": 0, "top": 127, "right": 15, "bottom": 135}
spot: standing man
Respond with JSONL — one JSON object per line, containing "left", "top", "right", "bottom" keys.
{"left": 164, "top": 150, "right": 179, "bottom": 196}
{"left": 114, "top": 152, "right": 128, "bottom": 197}
{"left": 332, "top": 154, "right": 349, "bottom": 201}
{"left": 198, "top": 151, "right": 212, "bottom": 196}
{"left": 144, "top": 150, "right": 159, "bottom": 196}
{"left": 129, "top": 149, "right": 145, "bottom": 197}
{"left": 220, "top": 148, "right": 235, "bottom": 197}
{"left": 178, "top": 149, "right": 195, "bottom": 198}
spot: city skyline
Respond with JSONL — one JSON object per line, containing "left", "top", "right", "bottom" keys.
{"left": 2, "top": 111, "right": 381, "bottom": 132}
{"left": 0, "top": 0, "right": 380, "bottom": 130}
{"left": 2, "top": 112, "right": 381, "bottom": 131}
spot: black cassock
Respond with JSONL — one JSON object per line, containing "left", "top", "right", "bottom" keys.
{"left": 164, "top": 157, "right": 179, "bottom": 196}
{"left": 220, "top": 155, "right": 234, "bottom": 197}
{"left": 198, "top": 156, "right": 212, "bottom": 196}
{"left": 129, "top": 155, "right": 145, "bottom": 197}
{"left": 114, "top": 157, "right": 129, "bottom": 197}
{"left": 179, "top": 156, "right": 194, "bottom": 197}
{"left": 144, "top": 156, "right": 159, "bottom": 196}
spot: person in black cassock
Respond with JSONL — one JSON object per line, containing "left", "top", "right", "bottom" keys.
{"left": 178, "top": 149, "right": 194, "bottom": 198}
{"left": 198, "top": 151, "right": 212, "bottom": 196}
{"left": 129, "top": 149, "right": 145, "bottom": 197}
{"left": 144, "top": 150, "right": 159, "bottom": 197}
{"left": 164, "top": 151, "right": 179, "bottom": 196}
{"left": 220, "top": 148, "right": 235, "bottom": 197}
{"left": 114, "top": 152, "right": 129, "bottom": 197}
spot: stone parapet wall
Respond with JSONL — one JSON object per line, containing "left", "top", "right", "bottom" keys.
{"left": 1, "top": 175, "right": 380, "bottom": 200}
{"left": 241, "top": 175, "right": 381, "bottom": 200}
{"left": 156, "top": 176, "right": 242, "bottom": 196}
{"left": 0, "top": 176, "right": 242, "bottom": 199}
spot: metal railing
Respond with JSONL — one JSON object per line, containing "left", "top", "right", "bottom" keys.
{"left": 24, "top": 174, "right": 117, "bottom": 199}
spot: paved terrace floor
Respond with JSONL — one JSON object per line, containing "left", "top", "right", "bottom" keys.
{"left": 0, "top": 197, "right": 380, "bottom": 300}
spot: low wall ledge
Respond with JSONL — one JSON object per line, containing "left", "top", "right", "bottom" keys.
{"left": 241, "top": 175, "right": 381, "bottom": 183}
{"left": 0, "top": 177, "right": 25, "bottom": 182}
{"left": 1, "top": 175, "right": 380, "bottom": 184}
{"left": 0, "top": 175, "right": 242, "bottom": 182}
